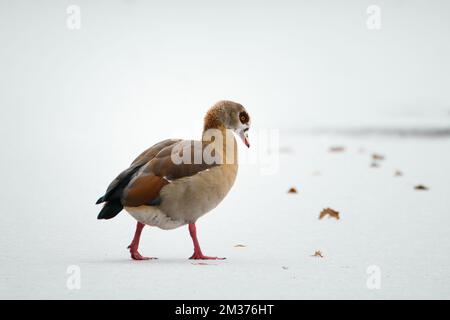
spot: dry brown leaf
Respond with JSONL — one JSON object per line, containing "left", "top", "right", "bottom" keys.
{"left": 311, "top": 251, "right": 324, "bottom": 258}
{"left": 329, "top": 146, "right": 346, "bottom": 153}
{"left": 394, "top": 170, "right": 403, "bottom": 177}
{"left": 370, "top": 162, "right": 380, "bottom": 168}
{"left": 414, "top": 185, "right": 429, "bottom": 191}
{"left": 319, "top": 208, "right": 340, "bottom": 220}
{"left": 287, "top": 187, "right": 298, "bottom": 194}
{"left": 234, "top": 244, "right": 246, "bottom": 248}
{"left": 372, "top": 153, "right": 385, "bottom": 161}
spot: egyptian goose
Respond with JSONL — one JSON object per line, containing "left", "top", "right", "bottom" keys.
{"left": 96, "top": 100, "right": 250, "bottom": 260}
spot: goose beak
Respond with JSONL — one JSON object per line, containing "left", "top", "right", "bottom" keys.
{"left": 238, "top": 130, "right": 250, "bottom": 148}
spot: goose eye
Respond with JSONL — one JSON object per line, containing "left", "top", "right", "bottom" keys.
{"left": 239, "top": 111, "right": 249, "bottom": 123}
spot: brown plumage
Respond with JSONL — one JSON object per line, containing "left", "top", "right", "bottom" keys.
{"left": 122, "top": 176, "right": 169, "bottom": 207}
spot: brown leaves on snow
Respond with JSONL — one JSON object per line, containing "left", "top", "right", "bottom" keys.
{"left": 319, "top": 208, "right": 340, "bottom": 220}
{"left": 329, "top": 146, "right": 346, "bottom": 153}
{"left": 311, "top": 251, "right": 324, "bottom": 258}
{"left": 372, "top": 153, "right": 385, "bottom": 161}
{"left": 287, "top": 187, "right": 298, "bottom": 194}
{"left": 394, "top": 170, "right": 403, "bottom": 177}
{"left": 370, "top": 162, "right": 380, "bottom": 168}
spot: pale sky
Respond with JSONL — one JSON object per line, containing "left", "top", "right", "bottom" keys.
{"left": 1, "top": 0, "right": 449, "bottom": 148}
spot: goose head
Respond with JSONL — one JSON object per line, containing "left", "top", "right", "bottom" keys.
{"left": 203, "top": 100, "right": 251, "bottom": 148}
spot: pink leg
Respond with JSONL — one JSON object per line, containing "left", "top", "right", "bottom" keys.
{"left": 127, "top": 222, "right": 157, "bottom": 260}
{"left": 188, "top": 223, "right": 225, "bottom": 260}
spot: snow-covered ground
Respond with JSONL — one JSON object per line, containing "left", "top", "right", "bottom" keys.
{"left": 1, "top": 0, "right": 450, "bottom": 300}
{"left": 1, "top": 132, "right": 449, "bottom": 299}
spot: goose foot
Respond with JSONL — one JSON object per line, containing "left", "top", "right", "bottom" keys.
{"left": 189, "top": 252, "right": 225, "bottom": 260}
{"left": 127, "top": 221, "right": 157, "bottom": 261}
{"left": 188, "top": 223, "right": 225, "bottom": 260}
{"left": 127, "top": 244, "right": 157, "bottom": 260}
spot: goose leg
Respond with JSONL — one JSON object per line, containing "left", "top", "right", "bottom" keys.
{"left": 127, "top": 222, "right": 157, "bottom": 260}
{"left": 188, "top": 223, "right": 225, "bottom": 260}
